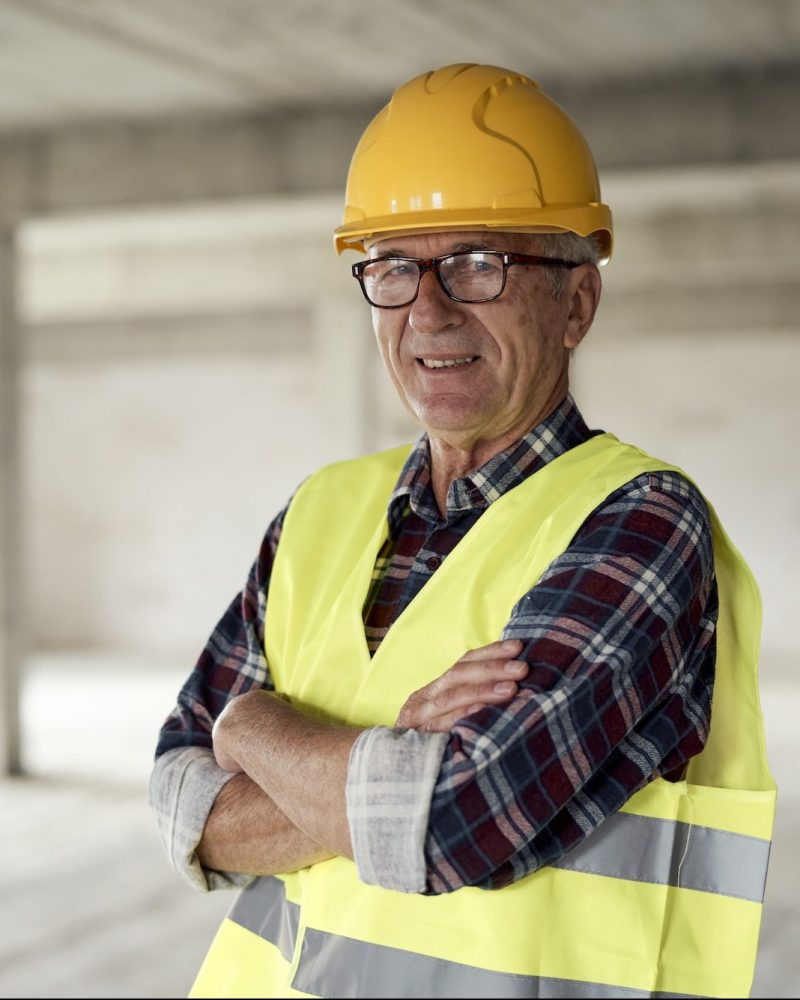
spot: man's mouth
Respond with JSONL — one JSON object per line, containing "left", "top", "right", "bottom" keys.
{"left": 418, "top": 356, "right": 479, "bottom": 369}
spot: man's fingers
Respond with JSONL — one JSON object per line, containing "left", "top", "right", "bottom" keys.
{"left": 432, "top": 657, "right": 528, "bottom": 700}
{"left": 459, "top": 639, "right": 522, "bottom": 662}
{"left": 396, "top": 673, "right": 525, "bottom": 728}
{"left": 418, "top": 699, "right": 509, "bottom": 734}
{"left": 394, "top": 640, "right": 528, "bottom": 730}
{"left": 416, "top": 640, "right": 526, "bottom": 700}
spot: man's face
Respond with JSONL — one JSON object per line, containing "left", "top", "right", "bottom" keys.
{"left": 368, "top": 230, "right": 591, "bottom": 452}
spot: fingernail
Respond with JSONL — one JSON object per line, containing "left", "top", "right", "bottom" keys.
{"left": 494, "top": 680, "right": 515, "bottom": 695}
{"left": 468, "top": 704, "right": 484, "bottom": 715}
{"left": 502, "top": 639, "right": 520, "bottom": 649}
{"left": 504, "top": 660, "right": 526, "bottom": 673}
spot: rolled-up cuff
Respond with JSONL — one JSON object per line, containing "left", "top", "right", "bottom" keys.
{"left": 346, "top": 726, "right": 448, "bottom": 893}
{"left": 148, "top": 746, "right": 253, "bottom": 893}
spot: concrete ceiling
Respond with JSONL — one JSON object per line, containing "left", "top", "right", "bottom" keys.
{"left": 0, "top": 0, "right": 798, "bottom": 132}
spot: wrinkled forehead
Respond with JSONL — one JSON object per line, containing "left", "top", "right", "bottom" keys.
{"left": 366, "top": 228, "right": 551, "bottom": 258}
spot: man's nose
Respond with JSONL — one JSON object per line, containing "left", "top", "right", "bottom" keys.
{"left": 408, "top": 270, "right": 462, "bottom": 333}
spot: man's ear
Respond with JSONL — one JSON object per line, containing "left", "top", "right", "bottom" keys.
{"left": 563, "top": 264, "right": 602, "bottom": 350}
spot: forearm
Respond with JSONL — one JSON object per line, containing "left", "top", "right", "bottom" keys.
{"left": 197, "top": 771, "right": 334, "bottom": 875}
{"left": 214, "top": 690, "right": 361, "bottom": 860}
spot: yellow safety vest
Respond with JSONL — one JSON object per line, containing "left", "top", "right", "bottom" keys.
{"left": 192, "top": 433, "right": 775, "bottom": 999}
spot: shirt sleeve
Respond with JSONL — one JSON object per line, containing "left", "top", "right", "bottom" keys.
{"left": 346, "top": 471, "right": 717, "bottom": 894}
{"left": 148, "top": 746, "right": 253, "bottom": 892}
{"left": 149, "top": 504, "right": 287, "bottom": 891}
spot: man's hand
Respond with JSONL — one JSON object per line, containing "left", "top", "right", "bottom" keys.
{"left": 212, "top": 696, "right": 248, "bottom": 773}
{"left": 396, "top": 639, "right": 528, "bottom": 732}
{"left": 212, "top": 690, "right": 294, "bottom": 773}
{"left": 202, "top": 692, "right": 339, "bottom": 875}
{"left": 209, "top": 688, "right": 358, "bottom": 860}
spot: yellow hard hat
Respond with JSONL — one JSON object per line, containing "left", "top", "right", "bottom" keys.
{"left": 334, "top": 63, "right": 612, "bottom": 262}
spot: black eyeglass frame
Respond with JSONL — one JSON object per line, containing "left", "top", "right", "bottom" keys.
{"left": 351, "top": 250, "right": 581, "bottom": 308}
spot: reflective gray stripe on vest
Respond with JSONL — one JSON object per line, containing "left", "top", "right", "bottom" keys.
{"left": 228, "top": 876, "right": 299, "bottom": 962}
{"left": 294, "top": 928, "right": 700, "bottom": 999}
{"left": 225, "top": 813, "right": 769, "bottom": 996}
{"left": 553, "top": 811, "right": 770, "bottom": 903}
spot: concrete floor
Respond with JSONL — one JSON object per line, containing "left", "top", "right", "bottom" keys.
{"left": 0, "top": 777, "right": 230, "bottom": 999}
{"left": 0, "top": 653, "right": 797, "bottom": 998}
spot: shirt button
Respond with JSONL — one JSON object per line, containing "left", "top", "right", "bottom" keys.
{"left": 425, "top": 555, "right": 441, "bottom": 571}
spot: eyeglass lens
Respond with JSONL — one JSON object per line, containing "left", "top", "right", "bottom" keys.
{"left": 361, "top": 252, "right": 504, "bottom": 306}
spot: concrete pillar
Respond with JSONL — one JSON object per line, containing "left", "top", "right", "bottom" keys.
{"left": 0, "top": 224, "right": 22, "bottom": 775}
{"left": 313, "top": 295, "right": 377, "bottom": 457}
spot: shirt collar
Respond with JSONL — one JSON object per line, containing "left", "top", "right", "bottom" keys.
{"left": 387, "top": 393, "right": 595, "bottom": 532}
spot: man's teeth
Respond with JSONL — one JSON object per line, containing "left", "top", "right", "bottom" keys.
{"left": 421, "top": 357, "right": 477, "bottom": 369}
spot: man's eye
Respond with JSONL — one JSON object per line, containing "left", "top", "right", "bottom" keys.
{"left": 370, "top": 261, "right": 415, "bottom": 281}
{"left": 463, "top": 255, "right": 501, "bottom": 274}
{"left": 387, "top": 262, "right": 414, "bottom": 276}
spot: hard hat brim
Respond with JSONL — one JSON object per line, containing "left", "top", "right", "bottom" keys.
{"left": 335, "top": 205, "right": 612, "bottom": 262}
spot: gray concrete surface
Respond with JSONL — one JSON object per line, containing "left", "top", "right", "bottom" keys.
{"left": 0, "top": 777, "right": 230, "bottom": 999}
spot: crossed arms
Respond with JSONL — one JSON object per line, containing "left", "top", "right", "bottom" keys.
{"left": 198, "top": 640, "right": 528, "bottom": 875}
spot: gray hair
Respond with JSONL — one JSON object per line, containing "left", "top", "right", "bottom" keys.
{"left": 535, "top": 232, "right": 601, "bottom": 299}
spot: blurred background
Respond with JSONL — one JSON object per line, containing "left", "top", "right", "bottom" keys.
{"left": 0, "top": 1, "right": 797, "bottom": 996}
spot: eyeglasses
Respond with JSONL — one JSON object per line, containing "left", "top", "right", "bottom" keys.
{"left": 351, "top": 250, "right": 580, "bottom": 308}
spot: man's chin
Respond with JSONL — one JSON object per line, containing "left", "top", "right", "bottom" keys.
{"left": 414, "top": 403, "right": 491, "bottom": 440}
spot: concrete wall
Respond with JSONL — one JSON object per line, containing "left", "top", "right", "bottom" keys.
{"left": 18, "top": 196, "right": 378, "bottom": 655}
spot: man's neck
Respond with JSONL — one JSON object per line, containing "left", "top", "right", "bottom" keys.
{"left": 427, "top": 391, "right": 568, "bottom": 515}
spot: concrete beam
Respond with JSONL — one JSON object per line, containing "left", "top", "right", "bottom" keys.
{"left": 553, "top": 64, "right": 800, "bottom": 171}
{"left": 0, "top": 107, "right": 372, "bottom": 220}
{"left": 0, "top": 65, "right": 798, "bottom": 219}
{"left": 24, "top": 308, "right": 312, "bottom": 362}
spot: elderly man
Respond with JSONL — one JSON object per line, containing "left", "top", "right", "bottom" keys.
{"left": 151, "top": 65, "right": 774, "bottom": 999}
